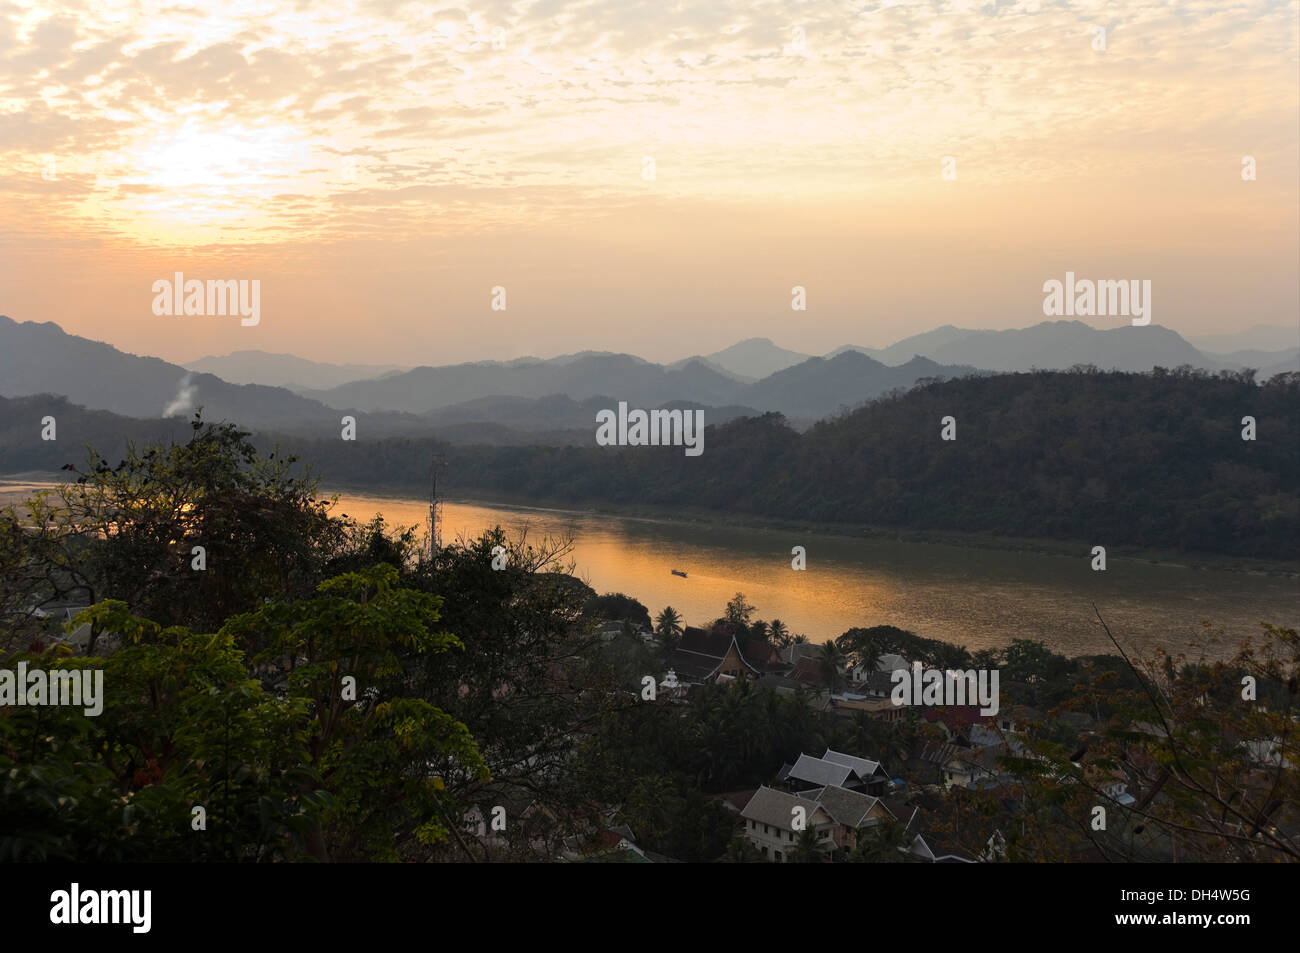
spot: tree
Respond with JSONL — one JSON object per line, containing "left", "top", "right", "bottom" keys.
{"left": 725, "top": 592, "right": 755, "bottom": 627}
{"left": 721, "top": 836, "right": 766, "bottom": 863}
{"left": 819, "top": 640, "right": 847, "bottom": 691}
{"left": 769, "top": 619, "right": 790, "bottom": 647}
{"left": 655, "top": 606, "right": 684, "bottom": 654}
{"left": 587, "top": 592, "right": 652, "bottom": 630}
{"left": 214, "top": 563, "right": 487, "bottom": 861}
{"left": 0, "top": 563, "right": 487, "bottom": 863}
{"left": 848, "top": 818, "right": 912, "bottom": 863}
{"left": 404, "top": 527, "right": 624, "bottom": 857}
{"left": 837, "top": 627, "right": 883, "bottom": 673}
{"left": 15, "top": 416, "right": 367, "bottom": 640}
{"left": 788, "top": 826, "right": 823, "bottom": 863}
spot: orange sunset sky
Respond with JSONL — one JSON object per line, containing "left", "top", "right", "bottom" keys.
{"left": 1, "top": 0, "right": 1297, "bottom": 366}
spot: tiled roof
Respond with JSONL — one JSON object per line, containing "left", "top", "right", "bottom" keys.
{"left": 922, "top": 706, "right": 989, "bottom": 733}
{"left": 789, "top": 657, "right": 824, "bottom": 684}
{"left": 822, "top": 748, "right": 883, "bottom": 777}
{"left": 914, "top": 740, "right": 965, "bottom": 767}
{"left": 806, "top": 784, "right": 885, "bottom": 828}
{"left": 665, "top": 648, "right": 723, "bottom": 681}
{"left": 879, "top": 799, "right": 917, "bottom": 829}
{"left": 740, "top": 786, "right": 830, "bottom": 831}
{"left": 788, "top": 753, "right": 855, "bottom": 788}
{"left": 675, "top": 627, "right": 762, "bottom": 676}
{"left": 679, "top": 626, "right": 734, "bottom": 658}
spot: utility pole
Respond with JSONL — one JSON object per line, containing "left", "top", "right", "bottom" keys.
{"left": 428, "top": 453, "right": 445, "bottom": 558}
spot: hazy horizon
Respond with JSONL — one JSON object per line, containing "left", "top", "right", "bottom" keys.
{"left": 1, "top": 0, "right": 1297, "bottom": 366}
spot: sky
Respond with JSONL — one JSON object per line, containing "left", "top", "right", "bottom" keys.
{"left": 1, "top": 0, "right": 1297, "bottom": 367}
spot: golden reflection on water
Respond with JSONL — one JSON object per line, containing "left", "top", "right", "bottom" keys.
{"left": 4, "top": 480, "right": 1293, "bottom": 660}
{"left": 335, "top": 492, "right": 1300, "bottom": 660}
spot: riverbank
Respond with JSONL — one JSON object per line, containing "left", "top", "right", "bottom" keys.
{"left": 317, "top": 479, "right": 1300, "bottom": 580}
{"left": 5, "top": 470, "right": 1295, "bottom": 579}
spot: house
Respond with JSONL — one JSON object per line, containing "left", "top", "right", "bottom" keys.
{"left": 910, "top": 740, "right": 1008, "bottom": 790}
{"left": 799, "top": 784, "right": 895, "bottom": 851}
{"left": 822, "top": 748, "right": 890, "bottom": 794}
{"left": 921, "top": 706, "right": 991, "bottom": 744}
{"left": 781, "top": 642, "right": 825, "bottom": 666}
{"left": 788, "top": 656, "right": 825, "bottom": 687}
{"left": 783, "top": 753, "right": 855, "bottom": 791}
{"left": 665, "top": 626, "right": 768, "bottom": 684}
{"left": 851, "top": 653, "right": 909, "bottom": 686}
{"left": 908, "top": 833, "right": 978, "bottom": 863}
{"left": 739, "top": 786, "right": 836, "bottom": 862}
{"left": 829, "top": 691, "right": 905, "bottom": 722}
{"left": 780, "top": 750, "right": 888, "bottom": 795}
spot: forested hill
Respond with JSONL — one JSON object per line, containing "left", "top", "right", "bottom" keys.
{"left": 2, "top": 369, "right": 1297, "bottom": 559}
{"left": 291, "top": 368, "right": 1299, "bottom": 560}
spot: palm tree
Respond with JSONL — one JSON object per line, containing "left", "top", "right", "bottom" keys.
{"left": 847, "top": 817, "right": 912, "bottom": 863}
{"left": 769, "top": 619, "right": 790, "bottom": 646}
{"left": 819, "top": 640, "right": 847, "bottom": 691}
{"left": 750, "top": 619, "right": 770, "bottom": 642}
{"left": 791, "top": 632, "right": 809, "bottom": 645}
{"left": 655, "top": 606, "right": 683, "bottom": 654}
{"left": 789, "top": 826, "right": 824, "bottom": 863}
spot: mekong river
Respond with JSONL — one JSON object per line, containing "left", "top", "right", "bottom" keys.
{"left": 334, "top": 492, "right": 1297, "bottom": 660}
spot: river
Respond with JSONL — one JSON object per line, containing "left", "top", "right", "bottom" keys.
{"left": 332, "top": 491, "right": 1298, "bottom": 661}
{"left": 3, "top": 478, "right": 1293, "bottom": 659}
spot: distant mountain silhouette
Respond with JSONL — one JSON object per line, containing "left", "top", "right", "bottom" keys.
{"left": 423, "top": 393, "right": 758, "bottom": 430}
{"left": 0, "top": 315, "right": 343, "bottom": 428}
{"left": 835, "top": 321, "right": 1216, "bottom": 373}
{"left": 3, "top": 316, "right": 1294, "bottom": 450}
{"left": 185, "top": 350, "right": 407, "bottom": 391}
{"left": 300, "top": 353, "right": 743, "bottom": 413}
{"left": 697, "top": 337, "right": 812, "bottom": 379}
{"left": 738, "top": 352, "right": 982, "bottom": 418}
{"left": 827, "top": 324, "right": 974, "bottom": 364}
{"left": 1187, "top": 324, "right": 1300, "bottom": 354}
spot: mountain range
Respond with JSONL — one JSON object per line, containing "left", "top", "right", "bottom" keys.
{"left": 1, "top": 315, "right": 1295, "bottom": 448}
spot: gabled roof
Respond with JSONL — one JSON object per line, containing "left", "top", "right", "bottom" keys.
{"left": 913, "top": 740, "right": 966, "bottom": 768}
{"left": 740, "top": 786, "right": 831, "bottom": 831}
{"left": 788, "top": 753, "right": 855, "bottom": 788}
{"left": 858, "top": 670, "right": 900, "bottom": 696}
{"left": 909, "top": 833, "right": 976, "bottom": 864}
{"left": 789, "top": 657, "right": 824, "bottom": 685}
{"left": 783, "top": 642, "right": 825, "bottom": 665}
{"left": 922, "top": 706, "right": 990, "bottom": 733}
{"left": 822, "top": 748, "right": 884, "bottom": 777}
{"left": 880, "top": 799, "right": 917, "bottom": 830}
{"left": 679, "top": 626, "right": 735, "bottom": 657}
{"left": 802, "top": 785, "right": 886, "bottom": 828}
{"left": 676, "top": 626, "right": 763, "bottom": 678}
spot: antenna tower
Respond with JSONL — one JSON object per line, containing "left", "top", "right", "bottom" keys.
{"left": 428, "top": 453, "right": 445, "bottom": 557}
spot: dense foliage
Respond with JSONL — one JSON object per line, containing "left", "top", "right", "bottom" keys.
{"left": 292, "top": 369, "right": 1298, "bottom": 558}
